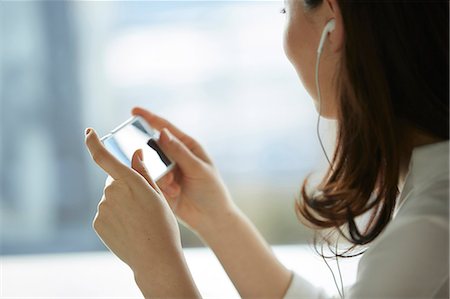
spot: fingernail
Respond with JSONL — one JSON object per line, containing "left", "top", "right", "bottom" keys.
{"left": 137, "top": 149, "right": 144, "bottom": 161}
{"left": 85, "top": 128, "right": 91, "bottom": 135}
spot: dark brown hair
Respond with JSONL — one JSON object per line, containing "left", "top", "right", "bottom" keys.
{"left": 295, "top": 0, "right": 449, "bottom": 256}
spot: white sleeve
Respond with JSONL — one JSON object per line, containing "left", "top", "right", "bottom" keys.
{"left": 283, "top": 271, "right": 330, "bottom": 299}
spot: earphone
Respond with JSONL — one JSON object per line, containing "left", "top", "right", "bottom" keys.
{"left": 315, "top": 18, "right": 346, "bottom": 299}
{"left": 317, "top": 19, "right": 336, "bottom": 54}
{"left": 315, "top": 19, "right": 336, "bottom": 169}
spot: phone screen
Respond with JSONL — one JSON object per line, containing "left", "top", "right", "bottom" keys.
{"left": 102, "top": 117, "right": 173, "bottom": 181}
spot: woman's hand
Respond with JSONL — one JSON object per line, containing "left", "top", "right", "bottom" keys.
{"left": 132, "top": 107, "right": 238, "bottom": 235}
{"left": 85, "top": 128, "right": 200, "bottom": 298}
{"left": 131, "top": 109, "right": 292, "bottom": 298}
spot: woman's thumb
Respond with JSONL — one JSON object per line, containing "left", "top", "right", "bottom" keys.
{"left": 158, "top": 128, "right": 203, "bottom": 173}
{"left": 131, "top": 149, "right": 160, "bottom": 192}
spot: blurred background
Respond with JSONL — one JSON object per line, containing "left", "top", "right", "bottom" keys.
{"left": 0, "top": 0, "right": 336, "bottom": 256}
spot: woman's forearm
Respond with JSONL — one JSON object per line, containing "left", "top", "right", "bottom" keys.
{"left": 133, "top": 248, "right": 202, "bottom": 298}
{"left": 197, "top": 206, "right": 292, "bottom": 298}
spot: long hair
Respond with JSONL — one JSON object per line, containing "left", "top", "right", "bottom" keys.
{"left": 295, "top": 0, "right": 449, "bottom": 256}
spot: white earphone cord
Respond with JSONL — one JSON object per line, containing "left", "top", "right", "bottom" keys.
{"left": 320, "top": 240, "right": 344, "bottom": 299}
{"left": 315, "top": 47, "right": 334, "bottom": 169}
{"left": 315, "top": 25, "right": 345, "bottom": 298}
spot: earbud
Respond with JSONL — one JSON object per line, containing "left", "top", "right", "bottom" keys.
{"left": 317, "top": 19, "right": 336, "bottom": 54}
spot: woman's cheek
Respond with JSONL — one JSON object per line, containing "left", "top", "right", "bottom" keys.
{"left": 282, "top": 16, "right": 340, "bottom": 120}
{"left": 282, "top": 13, "right": 305, "bottom": 63}
{"left": 290, "top": 49, "right": 317, "bottom": 101}
{"left": 282, "top": 21, "right": 296, "bottom": 64}
{"left": 283, "top": 23, "right": 316, "bottom": 96}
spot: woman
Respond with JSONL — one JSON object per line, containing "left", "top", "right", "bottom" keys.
{"left": 84, "top": 0, "right": 449, "bottom": 298}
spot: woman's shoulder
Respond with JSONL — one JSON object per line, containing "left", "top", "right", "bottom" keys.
{"left": 380, "top": 139, "right": 449, "bottom": 252}
{"left": 395, "top": 139, "right": 449, "bottom": 219}
{"left": 350, "top": 141, "right": 449, "bottom": 297}
{"left": 351, "top": 194, "right": 448, "bottom": 298}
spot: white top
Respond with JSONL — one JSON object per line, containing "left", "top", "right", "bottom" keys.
{"left": 284, "top": 140, "right": 449, "bottom": 299}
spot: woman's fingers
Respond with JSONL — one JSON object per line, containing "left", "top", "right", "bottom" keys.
{"left": 131, "top": 149, "right": 162, "bottom": 194}
{"left": 131, "top": 106, "right": 212, "bottom": 164}
{"left": 85, "top": 128, "right": 135, "bottom": 181}
{"left": 161, "top": 182, "right": 181, "bottom": 198}
{"left": 157, "top": 171, "right": 174, "bottom": 189}
{"left": 158, "top": 128, "right": 206, "bottom": 175}
{"left": 104, "top": 175, "right": 114, "bottom": 187}
{"left": 132, "top": 107, "right": 188, "bottom": 142}
{"left": 160, "top": 184, "right": 181, "bottom": 212}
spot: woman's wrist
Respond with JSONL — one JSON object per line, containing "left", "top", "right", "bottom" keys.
{"left": 194, "top": 202, "right": 243, "bottom": 241}
{"left": 133, "top": 248, "right": 201, "bottom": 298}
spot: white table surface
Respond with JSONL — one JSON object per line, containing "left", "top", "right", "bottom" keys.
{"left": 1, "top": 245, "right": 360, "bottom": 298}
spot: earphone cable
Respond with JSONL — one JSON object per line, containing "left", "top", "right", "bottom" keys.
{"left": 320, "top": 242, "right": 343, "bottom": 299}
{"left": 336, "top": 234, "right": 345, "bottom": 298}
{"left": 315, "top": 50, "right": 334, "bottom": 171}
{"left": 316, "top": 43, "right": 345, "bottom": 298}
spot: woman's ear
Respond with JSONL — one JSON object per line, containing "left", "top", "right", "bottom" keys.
{"left": 325, "top": 0, "right": 344, "bottom": 53}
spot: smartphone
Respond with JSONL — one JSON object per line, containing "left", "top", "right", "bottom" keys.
{"left": 100, "top": 116, "right": 175, "bottom": 181}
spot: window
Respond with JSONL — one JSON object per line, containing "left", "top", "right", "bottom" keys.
{"left": 1, "top": 1, "right": 335, "bottom": 255}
